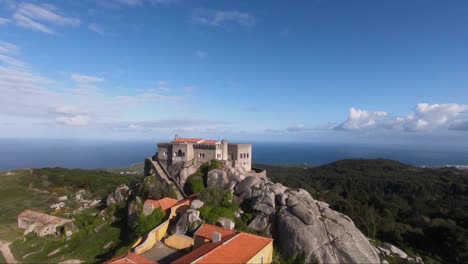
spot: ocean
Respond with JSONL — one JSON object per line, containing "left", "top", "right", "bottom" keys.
{"left": 0, "top": 138, "right": 467, "bottom": 171}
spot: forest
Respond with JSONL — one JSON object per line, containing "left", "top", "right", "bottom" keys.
{"left": 257, "top": 159, "right": 468, "bottom": 264}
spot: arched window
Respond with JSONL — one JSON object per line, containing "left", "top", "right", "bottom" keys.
{"left": 178, "top": 150, "right": 183, "bottom": 157}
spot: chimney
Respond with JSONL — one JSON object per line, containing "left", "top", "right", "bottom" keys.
{"left": 212, "top": 231, "right": 222, "bottom": 243}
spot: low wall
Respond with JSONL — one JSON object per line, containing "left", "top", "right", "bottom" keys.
{"left": 134, "top": 219, "right": 170, "bottom": 255}
{"left": 164, "top": 234, "right": 194, "bottom": 251}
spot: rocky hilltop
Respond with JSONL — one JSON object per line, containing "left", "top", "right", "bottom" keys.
{"left": 162, "top": 161, "right": 382, "bottom": 264}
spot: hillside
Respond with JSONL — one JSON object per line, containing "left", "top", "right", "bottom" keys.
{"left": 257, "top": 159, "right": 468, "bottom": 264}
{"left": 0, "top": 168, "right": 143, "bottom": 263}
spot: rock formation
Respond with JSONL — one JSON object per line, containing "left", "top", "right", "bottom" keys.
{"left": 203, "top": 166, "right": 382, "bottom": 264}
{"left": 167, "top": 161, "right": 199, "bottom": 187}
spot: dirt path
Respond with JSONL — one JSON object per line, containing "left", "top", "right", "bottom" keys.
{"left": 0, "top": 240, "right": 18, "bottom": 264}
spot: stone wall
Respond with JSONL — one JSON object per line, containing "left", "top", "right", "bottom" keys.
{"left": 228, "top": 144, "right": 252, "bottom": 171}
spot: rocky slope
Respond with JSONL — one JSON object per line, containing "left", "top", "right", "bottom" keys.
{"left": 229, "top": 175, "right": 380, "bottom": 263}
{"left": 163, "top": 162, "right": 382, "bottom": 264}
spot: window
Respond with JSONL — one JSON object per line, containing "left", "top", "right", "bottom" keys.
{"left": 217, "top": 154, "right": 221, "bottom": 158}
{"left": 198, "top": 153, "right": 205, "bottom": 158}
{"left": 260, "top": 256, "right": 264, "bottom": 264}
{"left": 247, "top": 153, "right": 249, "bottom": 158}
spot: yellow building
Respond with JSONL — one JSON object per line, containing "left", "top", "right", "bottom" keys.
{"left": 172, "top": 224, "right": 273, "bottom": 264}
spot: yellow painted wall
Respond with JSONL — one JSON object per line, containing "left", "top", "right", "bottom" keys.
{"left": 134, "top": 219, "right": 170, "bottom": 254}
{"left": 164, "top": 234, "right": 194, "bottom": 251}
{"left": 130, "top": 237, "right": 143, "bottom": 249}
{"left": 247, "top": 241, "right": 273, "bottom": 264}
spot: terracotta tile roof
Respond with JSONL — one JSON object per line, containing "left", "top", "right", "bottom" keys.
{"left": 199, "top": 140, "right": 218, "bottom": 145}
{"left": 197, "top": 232, "right": 272, "bottom": 264}
{"left": 194, "top": 223, "right": 237, "bottom": 241}
{"left": 171, "top": 233, "right": 238, "bottom": 264}
{"left": 173, "top": 138, "right": 203, "bottom": 143}
{"left": 174, "top": 224, "right": 273, "bottom": 264}
{"left": 172, "top": 138, "right": 219, "bottom": 144}
{"left": 173, "top": 193, "right": 198, "bottom": 208}
{"left": 104, "top": 252, "right": 157, "bottom": 264}
{"left": 144, "top": 197, "right": 179, "bottom": 211}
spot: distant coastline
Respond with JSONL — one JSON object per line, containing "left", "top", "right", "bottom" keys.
{"left": 0, "top": 138, "right": 467, "bottom": 171}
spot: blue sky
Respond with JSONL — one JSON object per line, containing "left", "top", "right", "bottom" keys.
{"left": 1, "top": 0, "right": 468, "bottom": 144}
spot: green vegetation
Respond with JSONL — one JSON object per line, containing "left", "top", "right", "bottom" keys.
{"left": 272, "top": 246, "right": 311, "bottom": 264}
{"left": 258, "top": 159, "right": 468, "bottom": 264}
{"left": 0, "top": 167, "right": 145, "bottom": 263}
{"left": 186, "top": 174, "right": 205, "bottom": 194}
{"left": 140, "top": 175, "right": 178, "bottom": 200}
{"left": 0, "top": 250, "right": 6, "bottom": 264}
{"left": 10, "top": 208, "right": 130, "bottom": 264}
{"left": 185, "top": 160, "right": 222, "bottom": 195}
{"left": 0, "top": 170, "right": 55, "bottom": 241}
{"left": 199, "top": 187, "right": 239, "bottom": 224}
{"left": 32, "top": 167, "right": 142, "bottom": 197}
{"left": 134, "top": 208, "right": 165, "bottom": 237}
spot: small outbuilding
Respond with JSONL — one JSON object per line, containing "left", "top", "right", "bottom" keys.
{"left": 17, "top": 210, "right": 76, "bottom": 237}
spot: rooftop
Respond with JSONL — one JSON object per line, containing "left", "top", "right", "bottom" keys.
{"left": 172, "top": 138, "right": 219, "bottom": 145}
{"left": 173, "top": 224, "right": 273, "bottom": 264}
{"left": 18, "top": 210, "right": 73, "bottom": 226}
{"left": 193, "top": 223, "right": 237, "bottom": 241}
{"left": 104, "top": 252, "right": 158, "bottom": 264}
{"left": 144, "top": 198, "right": 180, "bottom": 211}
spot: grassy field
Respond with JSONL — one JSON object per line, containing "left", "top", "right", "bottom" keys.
{"left": 10, "top": 208, "right": 127, "bottom": 264}
{"left": 0, "top": 170, "right": 54, "bottom": 241}
{"left": 0, "top": 167, "right": 142, "bottom": 263}
{"left": 0, "top": 250, "right": 6, "bottom": 264}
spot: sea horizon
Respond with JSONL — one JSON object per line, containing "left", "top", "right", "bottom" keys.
{"left": 1, "top": 138, "right": 467, "bottom": 171}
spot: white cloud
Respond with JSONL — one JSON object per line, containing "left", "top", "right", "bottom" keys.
{"left": 336, "top": 103, "right": 468, "bottom": 132}
{"left": 336, "top": 108, "right": 388, "bottom": 131}
{"left": 53, "top": 106, "right": 84, "bottom": 115}
{"left": 0, "top": 41, "right": 18, "bottom": 53}
{"left": 56, "top": 114, "right": 89, "bottom": 126}
{"left": 13, "top": 3, "right": 80, "bottom": 34}
{"left": 0, "top": 42, "right": 191, "bottom": 133}
{"left": 101, "top": 0, "right": 177, "bottom": 7}
{"left": 88, "top": 23, "right": 104, "bottom": 35}
{"left": 0, "top": 17, "right": 10, "bottom": 25}
{"left": 71, "top": 73, "right": 104, "bottom": 83}
{"left": 286, "top": 124, "right": 306, "bottom": 132}
{"left": 191, "top": 9, "right": 255, "bottom": 27}
{"left": 196, "top": 50, "right": 206, "bottom": 58}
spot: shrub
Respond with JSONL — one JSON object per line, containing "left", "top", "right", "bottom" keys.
{"left": 134, "top": 208, "right": 165, "bottom": 236}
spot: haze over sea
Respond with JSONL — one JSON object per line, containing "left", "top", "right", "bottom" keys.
{"left": 1, "top": 139, "right": 467, "bottom": 171}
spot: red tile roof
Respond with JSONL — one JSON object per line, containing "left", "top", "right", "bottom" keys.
{"left": 194, "top": 223, "right": 237, "bottom": 241}
{"left": 172, "top": 138, "right": 219, "bottom": 144}
{"left": 171, "top": 233, "right": 238, "bottom": 264}
{"left": 173, "top": 138, "right": 203, "bottom": 143}
{"left": 144, "top": 197, "right": 179, "bottom": 211}
{"left": 197, "top": 232, "right": 272, "bottom": 264}
{"left": 173, "top": 224, "right": 273, "bottom": 264}
{"left": 104, "top": 252, "right": 157, "bottom": 264}
{"left": 199, "top": 140, "right": 218, "bottom": 145}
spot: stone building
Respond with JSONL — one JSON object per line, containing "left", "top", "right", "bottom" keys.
{"left": 18, "top": 210, "right": 76, "bottom": 237}
{"left": 156, "top": 135, "right": 252, "bottom": 171}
